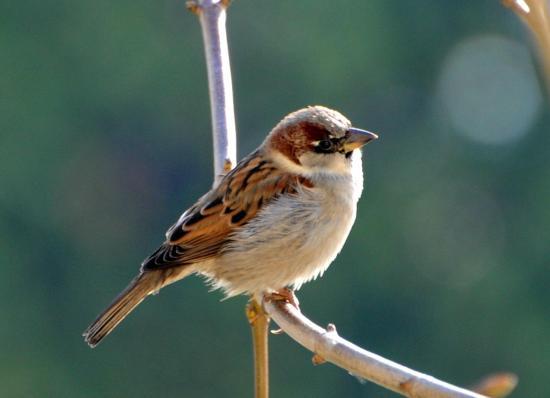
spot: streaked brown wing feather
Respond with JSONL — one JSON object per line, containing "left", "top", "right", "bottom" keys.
{"left": 141, "top": 149, "right": 313, "bottom": 271}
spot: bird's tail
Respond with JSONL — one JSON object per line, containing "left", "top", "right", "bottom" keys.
{"left": 83, "top": 272, "right": 162, "bottom": 348}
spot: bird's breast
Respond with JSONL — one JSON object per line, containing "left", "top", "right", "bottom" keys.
{"left": 206, "top": 166, "right": 363, "bottom": 297}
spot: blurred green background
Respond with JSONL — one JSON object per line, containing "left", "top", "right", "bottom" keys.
{"left": 1, "top": 1, "right": 549, "bottom": 397}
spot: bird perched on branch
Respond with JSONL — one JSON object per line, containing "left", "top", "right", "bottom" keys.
{"left": 83, "top": 105, "right": 377, "bottom": 347}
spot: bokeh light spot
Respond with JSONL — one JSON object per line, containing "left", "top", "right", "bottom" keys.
{"left": 438, "top": 35, "right": 542, "bottom": 145}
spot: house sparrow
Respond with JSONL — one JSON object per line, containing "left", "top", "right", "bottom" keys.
{"left": 83, "top": 105, "right": 377, "bottom": 347}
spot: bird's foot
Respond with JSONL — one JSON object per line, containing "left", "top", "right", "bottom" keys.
{"left": 265, "top": 287, "right": 300, "bottom": 311}
{"left": 264, "top": 288, "right": 301, "bottom": 335}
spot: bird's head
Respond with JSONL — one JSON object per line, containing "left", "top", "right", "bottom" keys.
{"left": 265, "top": 105, "right": 378, "bottom": 176}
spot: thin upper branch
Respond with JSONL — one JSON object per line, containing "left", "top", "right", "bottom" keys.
{"left": 503, "top": 0, "right": 550, "bottom": 91}
{"left": 188, "top": 0, "right": 237, "bottom": 182}
{"left": 264, "top": 298, "right": 489, "bottom": 398}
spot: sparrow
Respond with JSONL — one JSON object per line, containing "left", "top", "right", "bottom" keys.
{"left": 83, "top": 105, "right": 377, "bottom": 347}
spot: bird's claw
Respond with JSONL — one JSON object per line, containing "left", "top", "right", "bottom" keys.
{"left": 265, "top": 288, "right": 300, "bottom": 335}
{"left": 264, "top": 287, "right": 300, "bottom": 310}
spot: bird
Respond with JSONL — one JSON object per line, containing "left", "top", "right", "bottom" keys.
{"left": 83, "top": 105, "right": 378, "bottom": 347}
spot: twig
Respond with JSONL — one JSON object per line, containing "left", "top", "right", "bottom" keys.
{"left": 264, "top": 298, "right": 491, "bottom": 398}
{"left": 246, "top": 300, "right": 271, "bottom": 398}
{"left": 503, "top": 0, "right": 550, "bottom": 91}
{"left": 187, "top": 0, "right": 237, "bottom": 182}
{"left": 471, "top": 373, "right": 518, "bottom": 398}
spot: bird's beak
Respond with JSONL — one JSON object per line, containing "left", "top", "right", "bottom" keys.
{"left": 343, "top": 127, "right": 378, "bottom": 152}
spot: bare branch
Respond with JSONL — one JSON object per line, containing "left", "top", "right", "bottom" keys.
{"left": 187, "top": 0, "right": 237, "bottom": 182}
{"left": 187, "top": 2, "right": 270, "bottom": 397}
{"left": 188, "top": 2, "right": 517, "bottom": 397}
{"left": 264, "top": 298, "right": 492, "bottom": 398}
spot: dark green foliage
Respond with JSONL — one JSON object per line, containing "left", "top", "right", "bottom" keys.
{"left": 1, "top": 1, "right": 548, "bottom": 397}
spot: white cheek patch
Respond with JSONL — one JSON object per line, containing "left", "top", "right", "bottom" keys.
{"left": 298, "top": 152, "right": 350, "bottom": 175}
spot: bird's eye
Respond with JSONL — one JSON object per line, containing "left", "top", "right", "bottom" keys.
{"left": 318, "top": 140, "right": 332, "bottom": 150}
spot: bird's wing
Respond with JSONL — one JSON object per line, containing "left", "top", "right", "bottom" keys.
{"left": 141, "top": 150, "right": 313, "bottom": 270}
